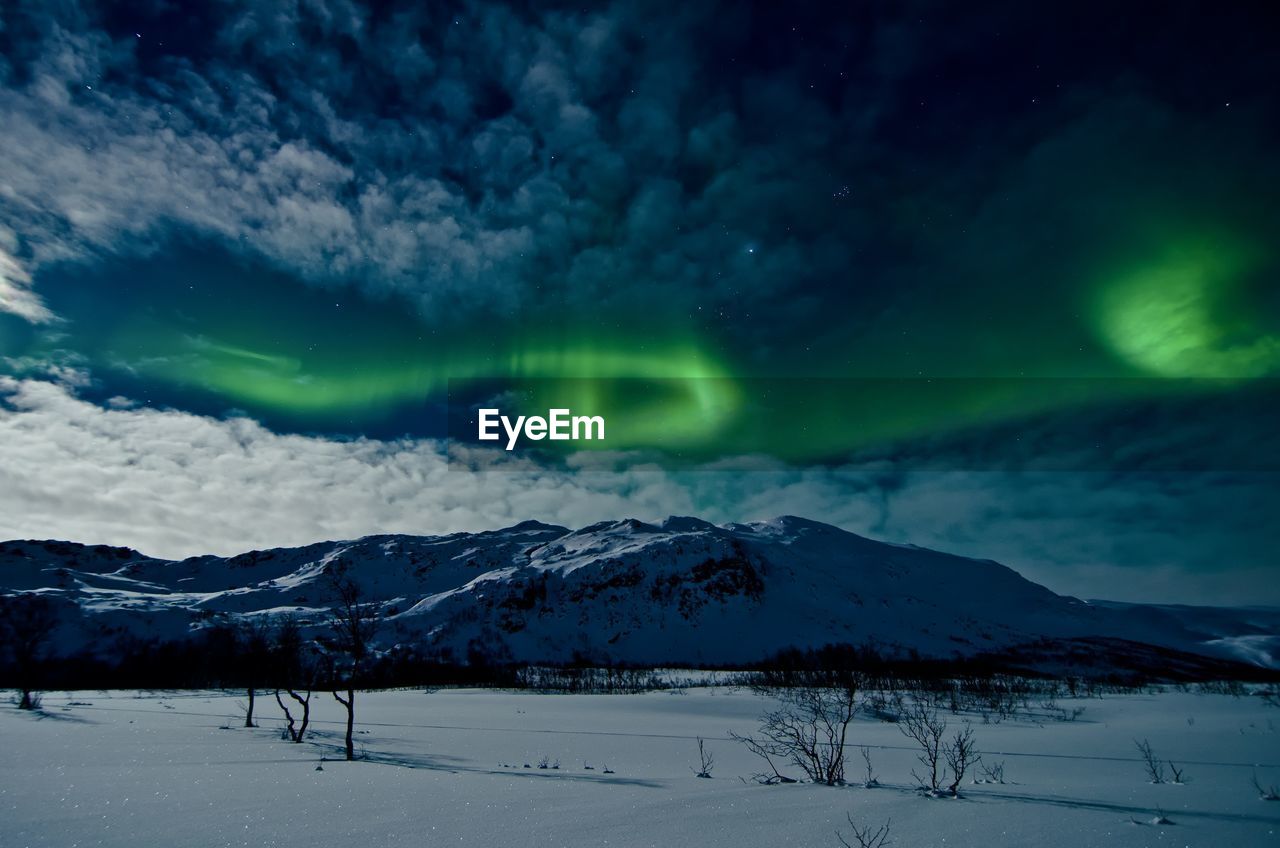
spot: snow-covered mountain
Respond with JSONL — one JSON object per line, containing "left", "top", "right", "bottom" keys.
{"left": 3, "top": 516, "right": 1277, "bottom": 671}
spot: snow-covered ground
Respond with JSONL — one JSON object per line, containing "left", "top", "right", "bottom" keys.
{"left": 2, "top": 687, "right": 1278, "bottom": 847}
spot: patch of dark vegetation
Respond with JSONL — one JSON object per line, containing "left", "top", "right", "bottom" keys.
{"left": 751, "top": 638, "right": 1280, "bottom": 689}
{"left": 3, "top": 631, "right": 1274, "bottom": 696}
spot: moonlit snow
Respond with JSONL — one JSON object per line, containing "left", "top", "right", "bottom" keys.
{"left": 2, "top": 686, "right": 1277, "bottom": 847}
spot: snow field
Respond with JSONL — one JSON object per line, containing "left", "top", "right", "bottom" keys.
{"left": 1, "top": 687, "right": 1278, "bottom": 847}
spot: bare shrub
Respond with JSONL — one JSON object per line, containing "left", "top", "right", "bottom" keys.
{"left": 731, "top": 681, "right": 861, "bottom": 785}
{"left": 1198, "top": 680, "right": 1245, "bottom": 697}
{"left": 515, "top": 666, "right": 666, "bottom": 693}
{"left": 943, "top": 725, "right": 980, "bottom": 795}
{"left": 979, "top": 760, "right": 1006, "bottom": 784}
{"left": 859, "top": 746, "right": 879, "bottom": 788}
{"left": 1040, "top": 698, "right": 1087, "bottom": 722}
{"left": 899, "top": 699, "right": 981, "bottom": 797}
{"left": 862, "top": 687, "right": 901, "bottom": 723}
{"left": 693, "top": 737, "right": 715, "bottom": 778}
{"left": 836, "top": 815, "right": 891, "bottom": 848}
{"left": 1135, "top": 738, "right": 1165, "bottom": 784}
{"left": 733, "top": 735, "right": 798, "bottom": 785}
{"left": 898, "top": 699, "right": 946, "bottom": 793}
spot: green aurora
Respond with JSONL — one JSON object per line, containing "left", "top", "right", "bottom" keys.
{"left": 4, "top": 229, "right": 1277, "bottom": 462}
{"left": 1096, "top": 236, "right": 1280, "bottom": 378}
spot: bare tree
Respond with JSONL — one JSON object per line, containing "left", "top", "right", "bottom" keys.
{"left": 236, "top": 616, "right": 272, "bottom": 728}
{"left": 0, "top": 594, "right": 58, "bottom": 710}
{"left": 898, "top": 699, "right": 947, "bottom": 793}
{"left": 836, "top": 815, "right": 891, "bottom": 848}
{"left": 899, "top": 699, "right": 980, "bottom": 797}
{"left": 943, "top": 724, "right": 980, "bottom": 795}
{"left": 1135, "top": 738, "right": 1165, "bottom": 784}
{"left": 271, "top": 614, "right": 317, "bottom": 743}
{"left": 275, "top": 688, "right": 308, "bottom": 742}
{"left": 693, "top": 737, "right": 715, "bottom": 778}
{"left": 731, "top": 681, "right": 861, "bottom": 785}
{"left": 325, "top": 566, "right": 380, "bottom": 761}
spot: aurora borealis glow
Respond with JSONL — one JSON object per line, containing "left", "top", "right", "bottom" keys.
{"left": 1096, "top": 238, "right": 1280, "bottom": 379}
{"left": 1, "top": 1, "right": 1279, "bottom": 601}
{"left": 4, "top": 227, "right": 1276, "bottom": 460}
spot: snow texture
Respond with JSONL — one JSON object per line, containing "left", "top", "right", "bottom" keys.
{"left": 1, "top": 687, "right": 1278, "bottom": 847}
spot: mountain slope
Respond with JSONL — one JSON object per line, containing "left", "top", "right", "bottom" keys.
{"left": 2, "top": 517, "right": 1276, "bottom": 670}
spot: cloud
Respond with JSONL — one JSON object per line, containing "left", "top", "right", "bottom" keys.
{"left": 0, "top": 375, "right": 694, "bottom": 557}
{"left": 0, "top": 1, "right": 881, "bottom": 327}
{"left": 0, "top": 229, "right": 54, "bottom": 323}
{"left": 2, "top": 376, "right": 1276, "bottom": 606}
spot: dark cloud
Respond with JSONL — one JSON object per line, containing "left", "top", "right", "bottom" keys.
{"left": 3, "top": 0, "right": 863, "bottom": 325}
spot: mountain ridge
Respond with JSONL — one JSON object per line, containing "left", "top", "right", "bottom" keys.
{"left": 2, "top": 516, "right": 1277, "bottom": 672}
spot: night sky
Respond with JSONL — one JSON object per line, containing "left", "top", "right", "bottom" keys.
{"left": 1, "top": 1, "right": 1278, "bottom": 603}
